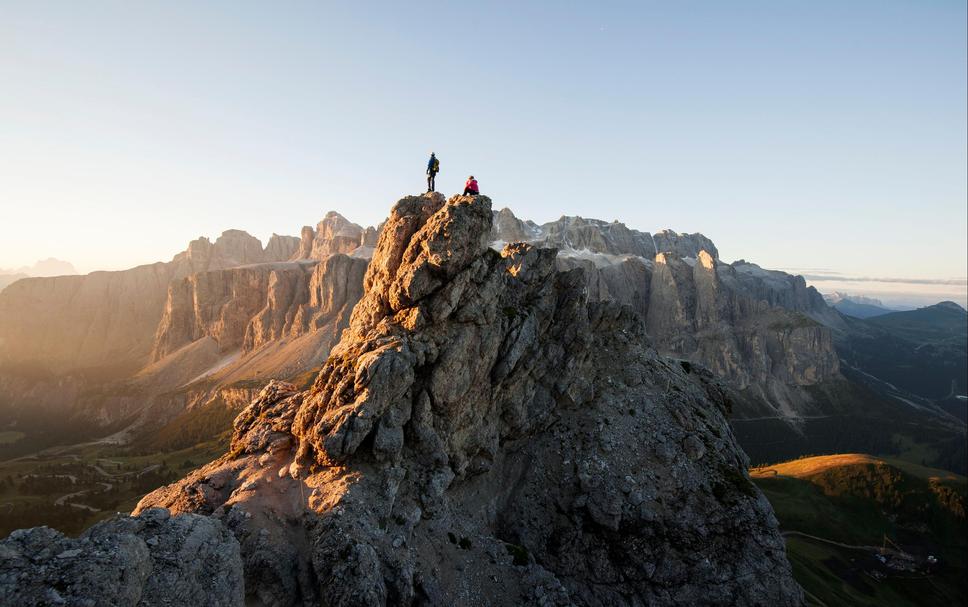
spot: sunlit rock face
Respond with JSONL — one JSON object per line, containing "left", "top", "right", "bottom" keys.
{"left": 135, "top": 193, "right": 802, "bottom": 606}
{"left": 490, "top": 208, "right": 840, "bottom": 393}
{"left": 0, "top": 228, "right": 301, "bottom": 372}
{"left": 291, "top": 211, "right": 369, "bottom": 260}
{"left": 150, "top": 255, "right": 368, "bottom": 362}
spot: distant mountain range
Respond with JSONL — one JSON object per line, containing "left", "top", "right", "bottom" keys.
{"left": 824, "top": 292, "right": 898, "bottom": 318}
{"left": 836, "top": 301, "right": 968, "bottom": 420}
{"left": 0, "top": 203, "right": 963, "bottom": 475}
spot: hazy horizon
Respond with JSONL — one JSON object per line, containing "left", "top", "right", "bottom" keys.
{"left": 2, "top": 2, "right": 966, "bottom": 306}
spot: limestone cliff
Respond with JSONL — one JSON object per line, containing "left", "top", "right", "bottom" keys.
{"left": 245, "top": 255, "right": 367, "bottom": 352}
{"left": 291, "top": 212, "right": 371, "bottom": 260}
{"left": 149, "top": 255, "right": 366, "bottom": 377}
{"left": 0, "top": 228, "right": 302, "bottom": 372}
{"left": 490, "top": 209, "right": 840, "bottom": 392}
{"left": 134, "top": 194, "right": 801, "bottom": 606}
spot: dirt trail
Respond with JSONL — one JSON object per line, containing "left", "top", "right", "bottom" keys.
{"left": 782, "top": 530, "right": 878, "bottom": 552}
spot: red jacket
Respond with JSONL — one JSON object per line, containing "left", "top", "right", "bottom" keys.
{"left": 465, "top": 179, "right": 479, "bottom": 193}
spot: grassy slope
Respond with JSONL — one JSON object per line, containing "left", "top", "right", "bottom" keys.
{"left": 753, "top": 454, "right": 967, "bottom": 606}
{"left": 0, "top": 433, "right": 228, "bottom": 538}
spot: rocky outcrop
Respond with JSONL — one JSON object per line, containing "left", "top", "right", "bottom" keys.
{"left": 0, "top": 508, "right": 243, "bottom": 607}
{"left": 653, "top": 229, "right": 719, "bottom": 259}
{"left": 135, "top": 194, "right": 801, "bottom": 606}
{"left": 245, "top": 255, "right": 368, "bottom": 352}
{"left": 265, "top": 234, "right": 302, "bottom": 262}
{"left": 292, "top": 212, "right": 368, "bottom": 260}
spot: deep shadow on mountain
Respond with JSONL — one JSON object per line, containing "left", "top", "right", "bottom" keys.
{"left": 836, "top": 302, "right": 967, "bottom": 401}
{"left": 731, "top": 377, "right": 967, "bottom": 475}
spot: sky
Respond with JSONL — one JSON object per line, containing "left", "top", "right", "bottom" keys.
{"left": 1, "top": 1, "right": 966, "bottom": 306}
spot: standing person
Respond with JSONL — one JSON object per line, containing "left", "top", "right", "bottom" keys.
{"left": 426, "top": 152, "right": 439, "bottom": 192}
{"left": 463, "top": 175, "right": 479, "bottom": 196}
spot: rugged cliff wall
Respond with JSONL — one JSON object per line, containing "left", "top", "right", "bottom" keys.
{"left": 492, "top": 209, "right": 841, "bottom": 394}
{"left": 0, "top": 263, "right": 177, "bottom": 373}
{"left": 132, "top": 194, "right": 801, "bottom": 606}
{"left": 245, "top": 255, "right": 368, "bottom": 352}
{"left": 0, "top": 229, "right": 301, "bottom": 372}
{"left": 291, "top": 211, "right": 377, "bottom": 260}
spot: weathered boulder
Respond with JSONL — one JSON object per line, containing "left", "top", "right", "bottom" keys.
{"left": 0, "top": 508, "right": 243, "bottom": 607}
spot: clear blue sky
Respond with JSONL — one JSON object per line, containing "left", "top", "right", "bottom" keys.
{"left": 1, "top": 1, "right": 965, "bottom": 301}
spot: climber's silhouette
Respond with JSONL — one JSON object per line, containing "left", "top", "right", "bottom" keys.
{"left": 427, "top": 153, "right": 439, "bottom": 192}
{"left": 463, "top": 175, "right": 479, "bottom": 196}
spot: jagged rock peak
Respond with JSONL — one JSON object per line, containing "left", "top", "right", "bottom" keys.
{"left": 291, "top": 211, "right": 371, "bottom": 260}
{"left": 264, "top": 233, "right": 301, "bottom": 262}
{"left": 652, "top": 229, "right": 720, "bottom": 260}
{"left": 490, "top": 208, "right": 722, "bottom": 262}
{"left": 133, "top": 191, "right": 801, "bottom": 605}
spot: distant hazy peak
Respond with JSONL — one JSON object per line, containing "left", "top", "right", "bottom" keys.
{"left": 290, "top": 211, "right": 377, "bottom": 261}
{"left": 170, "top": 228, "right": 299, "bottom": 277}
{"left": 6, "top": 257, "right": 78, "bottom": 277}
{"left": 933, "top": 301, "right": 967, "bottom": 313}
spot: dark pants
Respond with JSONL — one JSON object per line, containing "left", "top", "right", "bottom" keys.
{"left": 463, "top": 188, "right": 478, "bottom": 196}
{"left": 427, "top": 172, "right": 437, "bottom": 192}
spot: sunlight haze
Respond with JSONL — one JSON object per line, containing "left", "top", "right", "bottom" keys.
{"left": 2, "top": 1, "right": 966, "bottom": 305}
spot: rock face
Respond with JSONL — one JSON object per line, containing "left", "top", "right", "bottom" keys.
{"left": 150, "top": 256, "right": 367, "bottom": 365}
{"left": 646, "top": 251, "right": 840, "bottom": 389}
{"left": 0, "top": 262, "right": 179, "bottom": 372}
{"left": 653, "top": 229, "right": 719, "bottom": 259}
{"left": 491, "top": 209, "right": 840, "bottom": 393}
{"left": 292, "top": 212, "right": 369, "bottom": 260}
{"left": 0, "top": 224, "right": 367, "bottom": 438}
{"left": 244, "top": 255, "right": 368, "bottom": 353}
{"left": 0, "top": 508, "right": 243, "bottom": 607}
{"left": 0, "top": 229, "right": 302, "bottom": 372}
{"left": 265, "top": 234, "right": 303, "bottom": 262}
{"left": 491, "top": 210, "right": 722, "bottom": 261}
{"left": 135, "top": 194, "right": 801, "bottom": 606}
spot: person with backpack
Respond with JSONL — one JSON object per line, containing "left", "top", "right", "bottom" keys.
{"left": 426, "top": 153, "right": 439, "bottom": 192}
{"left": 463, "top": 175, "right": 479, "bottom": 196}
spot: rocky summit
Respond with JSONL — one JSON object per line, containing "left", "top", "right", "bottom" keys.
{"left": 31, "top": 192, "right": 810, "bottom": 606}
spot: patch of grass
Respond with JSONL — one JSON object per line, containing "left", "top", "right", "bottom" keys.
{"left": 756, "top": 454, "right": 968, "bottom": 606}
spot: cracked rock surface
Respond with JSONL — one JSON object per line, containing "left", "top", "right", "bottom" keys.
{"left": 0, "top": 507, "right": 243, "bottom": 607}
